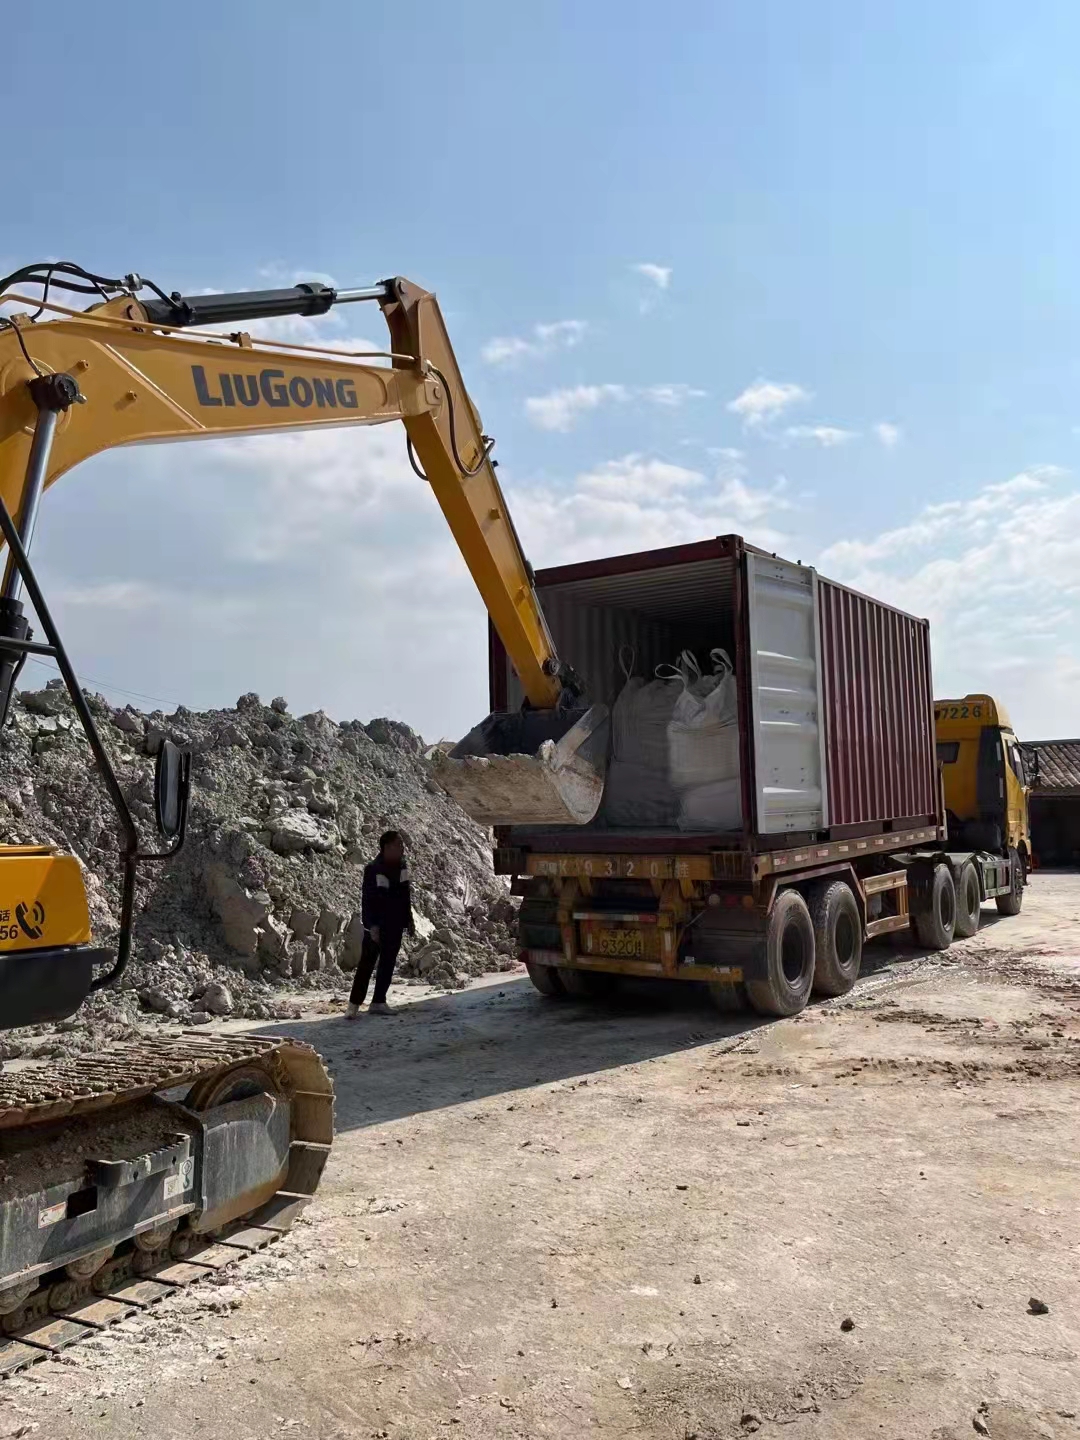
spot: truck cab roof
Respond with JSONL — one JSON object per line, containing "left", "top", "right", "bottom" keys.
{"left": 934, "top": 694, "right": 1013, "bottom": 732}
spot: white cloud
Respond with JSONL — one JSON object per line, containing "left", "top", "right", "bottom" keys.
{"left": 874, "top": 422, "right": 902, "bottom": 448}
{"left": 820, "top": 470, "right": 1057, "bottom": 571}
{"left": 643, "top": 383, "right": 708, "bottom": 407}
{"left": 212, "top": 424, "right": 425, "bottom": 562}
{"left": 632, "top": 262, "right": 672, "bottom": 291}
{"left": 574, "top": 455, "right": 706, "bottom": 501}
{"left": 524, "top": 384, "right": 629, "bottom": 432}
{"left": 524, "top": 381, "right": 706, "bottom": 431}
{"left": 784, "top": 425, "right": 858, "bottom": 447}
{"left": 480, "top": 319, "right": 587, "bottom": 366}
{"left": 818, "top": 466, "right": 1080, "bottom": 736}
{"left": 727, "top": 379, "right": 810, "bottom": 429}
{"left": 508, "top": 457, "right": 790, "bottom": 566}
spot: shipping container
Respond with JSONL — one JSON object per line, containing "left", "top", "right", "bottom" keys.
{"left": 479, "top": 536, "right": 1027, "bottom": 1020}
{"left": 489, "top": 535, "right": 942, "bottom": 851}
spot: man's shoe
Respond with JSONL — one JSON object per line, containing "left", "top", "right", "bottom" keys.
{"left": 367, "top": 1001, "right": 395, "bottom": 1015}
{"left": 345, "top": 1003, "right": 361, "bottom": 1019}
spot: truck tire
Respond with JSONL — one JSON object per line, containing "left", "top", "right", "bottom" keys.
{"left": 995, "top": 848, "right": 1024, "bottom": 916}
{"left": 559, "top": 966, "right": 614, "bottom": 999}
{"left": 808, "top": 881, "right": 863, "bottom": 997}
{"left": 913, "top": 863, "right": 956, "bottom": 950}
{"left": 746, "top": 889, "right": 816, "bottom": 1018}
{"left": 954, "top": 861, "right": 981, "bottom": 938}
{"left": 525, "top": 961, "right": 565, "bottom": 998}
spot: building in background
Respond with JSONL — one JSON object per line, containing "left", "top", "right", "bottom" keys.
{"left": 1021, "top": 739, "right": 1080, "bottom": 868}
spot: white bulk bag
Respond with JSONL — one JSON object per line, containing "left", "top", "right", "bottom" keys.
{"left": 610, "top": 648, "right": 684, "bottom": 770}
{"left": 600, "top": 648, "right": 686, "bottom": 828}
{"left": 667, "top": 649, "right": 740, "bottom": 790}
{"left": 678, "top": 777, "right": 743, "bottom": 832}
{"left": 601, "top": 760, "right": 681, "bottom": 828}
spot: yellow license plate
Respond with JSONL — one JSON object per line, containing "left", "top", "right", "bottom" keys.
{"left": 594, "top": 928, "right": 646, "bottom": 959}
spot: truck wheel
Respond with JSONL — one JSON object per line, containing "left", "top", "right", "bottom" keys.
{"left": 954, "top": 862, "right": 981, "bottom": 938}
{"left": 746, "top": 889, "right": 816, "bottom": 1017}
{"left": 525, "top": 962, "right": 565, "bottom": 998}
{"left": 808, "top": 881, "right": 863, "bottom": 997}
{"left": 560, "top": 967, "right": 614, "bottom": 999}
{"left": 913, "top": 863, "right": 956, "bottom": 950}
{"left": 995, "top": 848, "right": 1024, "bottom": 916}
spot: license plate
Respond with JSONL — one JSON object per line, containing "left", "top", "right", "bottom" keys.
{"left": 594, "top": 928, "right": 645, "bottom": 959}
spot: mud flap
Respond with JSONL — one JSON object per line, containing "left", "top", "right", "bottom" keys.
{"left": 432, "top": 704, "right": 610, "bottom": 826}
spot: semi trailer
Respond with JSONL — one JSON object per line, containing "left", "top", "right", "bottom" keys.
{"left": 479, "top": 535, "right": 1028, "bottom": 1015}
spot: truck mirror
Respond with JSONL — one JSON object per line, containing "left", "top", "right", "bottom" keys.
{"left": 154, "top": 739, "right": 190, "bottom": 839}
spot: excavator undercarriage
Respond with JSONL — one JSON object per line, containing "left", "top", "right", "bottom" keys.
{"left": 0, "top": 1034, "right": 331, "bottom": 1371}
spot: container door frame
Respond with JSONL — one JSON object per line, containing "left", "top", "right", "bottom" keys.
{"left": 745, "top": 552, "right": 829, "bottom": 835}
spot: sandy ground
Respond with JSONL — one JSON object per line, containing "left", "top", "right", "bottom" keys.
{"left": 4, "top": 873, "right": 1080, "bottom": 1440}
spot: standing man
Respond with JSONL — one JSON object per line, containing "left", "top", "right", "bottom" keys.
{"left": 347, "top": 830, "right": 415, "bottom": 1017}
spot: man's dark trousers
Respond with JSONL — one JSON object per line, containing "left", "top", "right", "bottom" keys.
{"left": 349, "top": 928, "right": 404, "bottom": 1007}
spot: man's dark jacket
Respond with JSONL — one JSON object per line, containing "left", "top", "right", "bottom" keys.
{"left": 361, "top": 856, "right": 414, "bottom": 937}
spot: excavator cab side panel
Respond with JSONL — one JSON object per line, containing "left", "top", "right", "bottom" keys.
{"left": 0, "top": 853, "right": 91, "bottom": 951}
{"left": 0, "top": 851, "right": 97, "bottom": 1025}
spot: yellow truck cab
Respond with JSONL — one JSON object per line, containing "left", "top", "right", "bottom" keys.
{"left": 934, "top": 694, "right": 1031, "bottom": 875}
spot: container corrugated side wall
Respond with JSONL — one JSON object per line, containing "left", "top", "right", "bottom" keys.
{"left": 495, "top": 594, "right": 685, "bottom": 712}
{"left": 817, "top": 579, "right": 938, "bottom": 828}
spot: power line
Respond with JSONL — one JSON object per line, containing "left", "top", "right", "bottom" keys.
{"left": 22, "top": 655, "right": 181, "bottom": 710}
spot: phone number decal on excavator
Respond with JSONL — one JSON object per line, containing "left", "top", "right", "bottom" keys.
{"left": 191, "top": 364, "right": 360, "bottom": 411}
{"left": 935, "top": 704, "right": 983, "bottom": 720}
{"left": 0, "top": 900, "right": 46, "bottom": 942}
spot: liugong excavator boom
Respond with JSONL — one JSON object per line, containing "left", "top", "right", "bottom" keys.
{"left": 0, "top": 270, "right": 609, "bottom": 829}
{"left": 1, "top": 274, "right": 561, "bottom": 704}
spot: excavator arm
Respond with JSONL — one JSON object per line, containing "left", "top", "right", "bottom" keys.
{"left": 0, "top": 276, "right": 563, "bottom": 710}
{"left": 0, "top": 271, "right": 609, "bottom": 844}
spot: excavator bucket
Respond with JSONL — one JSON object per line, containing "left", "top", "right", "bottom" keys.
{"left": 431, "top": 704, "right": 610, "bottom": 827}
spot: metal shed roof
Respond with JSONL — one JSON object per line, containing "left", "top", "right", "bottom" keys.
{"left": 1021, "top": 739, "right": 1080, "bottom": 794}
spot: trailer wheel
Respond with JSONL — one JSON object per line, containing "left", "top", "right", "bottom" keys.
{"left": 913, "top": 863, "right": 956, "bottom": 950}
{"left": 808, "top": 881, "right": 863, "bottom": 997}
{"left": 995, "top": 848, "right": 1024, "bottom": 916}
{"left": 525, "top": 961, "right": 565, "bottom": 998}
{"left": 560, "top": 966, "right": 614, "bottom": 999}
{"left": 746, "top": 889, "right": 816, "bottom": 1017}
{"left": 954, "top": 862, "right": 981, "bottom": 938}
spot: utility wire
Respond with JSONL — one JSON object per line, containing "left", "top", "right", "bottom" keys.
{"left": 22, "top": 655, "right": 181, "bottom": 710}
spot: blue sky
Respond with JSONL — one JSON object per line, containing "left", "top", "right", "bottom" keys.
{"left": 4, "top": 0, "right": 1080, "bottom": 738}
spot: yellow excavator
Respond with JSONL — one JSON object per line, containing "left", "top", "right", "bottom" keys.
{"left": 0, "top": 261, "right": 606, "bottom": 1366}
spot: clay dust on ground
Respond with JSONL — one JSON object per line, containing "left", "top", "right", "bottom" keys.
{"left": 6, "top": 875, "right": 1080, "bottom": 1440}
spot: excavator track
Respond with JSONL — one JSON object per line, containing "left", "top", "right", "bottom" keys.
{"left": 0, "top": 1032, "right": 333, "bottom": 1377}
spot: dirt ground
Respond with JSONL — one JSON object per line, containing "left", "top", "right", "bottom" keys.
{"left": 5, "top": 874, "right": 1080, "bottom": 1440}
